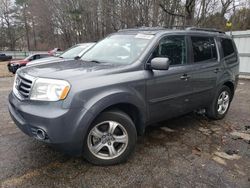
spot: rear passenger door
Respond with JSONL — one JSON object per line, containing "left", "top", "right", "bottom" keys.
{"left": 187, "top": 36, "right": 220, "bottom": 109}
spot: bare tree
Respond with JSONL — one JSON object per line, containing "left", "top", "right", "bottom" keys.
{"left": 0, "top": 0, "right": 249, "bottom": 50}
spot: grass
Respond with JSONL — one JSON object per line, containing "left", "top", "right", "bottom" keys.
{"left": 0, "top": 61, "right": 13, "bottom": 78}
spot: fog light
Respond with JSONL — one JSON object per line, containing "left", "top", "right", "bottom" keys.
{"left": 36, "top": 129, "right": 46, "bottom": 140}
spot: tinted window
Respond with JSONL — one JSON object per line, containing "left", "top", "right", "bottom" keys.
{"left": 152, "top": 35, "right": 186, "bottom": 65}
{"left": 221, "top": 38, "right": 235, "bottom": 57}
{"left": 34, "top": 55, "right": 40, "bottom": 60}
{"left": 191, "top": 37, "right": 217, "bottom": 63}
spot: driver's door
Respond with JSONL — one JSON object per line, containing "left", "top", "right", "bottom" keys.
{"left": 146, "top": 35, "right": 194, "bottom": 123}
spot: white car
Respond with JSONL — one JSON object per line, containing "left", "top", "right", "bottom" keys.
{"left": 27, "top": 43, "right": 95, "bottom": 66}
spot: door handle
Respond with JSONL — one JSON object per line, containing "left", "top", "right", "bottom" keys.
{"left": 214, "top": 68, "right": 221, "bottom": 73}
{"left": 180, "top": 74, "right": 191, "bottom": 81}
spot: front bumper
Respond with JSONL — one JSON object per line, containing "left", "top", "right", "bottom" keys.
{"left": 8, "top": 92, "right": 90, "bottom": 155}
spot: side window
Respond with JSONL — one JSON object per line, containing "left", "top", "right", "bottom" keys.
{"left": 30, "top": 55, "right": 35, "bottom": 60}
{"left": 152, "top": 35, "right": 186, "bottom": 65}
{"left": 221, "top": 38, "right": 235, "bottom": 57}
{"left": 191, "top": 36, "right": 217, "bottom": 63}
{"left": 35, "top": 55, "right": 40, "bottom": 60}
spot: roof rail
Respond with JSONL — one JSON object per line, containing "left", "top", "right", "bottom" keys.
{"left": 186, "top": 27, "right": 225, "bottom": 34}
{"left": 118, "top": 27, "right": 166, "bottom": 32}
{"left": 118, "top": 26, "right": 190, "bottom": 32}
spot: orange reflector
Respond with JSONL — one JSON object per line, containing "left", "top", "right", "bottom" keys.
{"left": 60, "top": 86, "right": 70, "bottom": 100}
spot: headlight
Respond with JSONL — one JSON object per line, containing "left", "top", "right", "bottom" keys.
{"left": 30, "top": 78, "right": 70, "bottom": 101}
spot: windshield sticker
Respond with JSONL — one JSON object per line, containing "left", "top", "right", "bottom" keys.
{"left": 135, "top": 34, "right": 154, "bottom": 40}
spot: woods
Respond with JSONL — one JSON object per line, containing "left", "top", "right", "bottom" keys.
{"left": 0, "top": 0, "right": 249, "bottom": 51}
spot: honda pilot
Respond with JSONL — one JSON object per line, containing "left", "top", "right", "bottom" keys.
{"left": 8, "top": 27, "right": 239, "bottom": 165}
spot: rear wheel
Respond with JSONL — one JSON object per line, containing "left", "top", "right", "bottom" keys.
{"left": 207, "top": 85, "right": 232, "bottom": 120}
{"left": 83, "top": 110, "right": 137, "bottom": 165}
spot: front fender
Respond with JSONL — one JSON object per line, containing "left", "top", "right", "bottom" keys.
{"left": 73, "top": 89, "right": 147, "bottom": 152}
{"left": 86, "top": 90, "right": 146, "bottom": 115}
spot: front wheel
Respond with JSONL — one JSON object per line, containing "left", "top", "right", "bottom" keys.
{"left": 83, "top": 110, "right": 137, "bottom": 165}
{"left": 207, "top": 85, "right": 232, "bottom": 120}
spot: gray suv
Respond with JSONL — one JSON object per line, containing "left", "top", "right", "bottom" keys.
{"left": 8, "top": 27, "right": 239, "bottom": 165}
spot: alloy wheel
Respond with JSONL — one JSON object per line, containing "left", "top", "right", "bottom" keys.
{"left": 87, "top": 121, "right": 128, "bottom": 160}
{"left": 217, "top": 91, "right": 230, "bottom": 115}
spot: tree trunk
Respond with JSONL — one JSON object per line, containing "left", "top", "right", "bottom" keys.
{"left": 23, "top": 5, "right": 30, "bottom": 51}
{"left": 31, "top": 18, "right": 37, "bottom": 50}
{"left": 185, "top": 0, "right": 196, "bottom": 26}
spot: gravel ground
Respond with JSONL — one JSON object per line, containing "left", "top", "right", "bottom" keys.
{"left": 0, "top": 77, "right": 249, "bottom": 188}
{"left": 0, "top": 61, "right": 13, "bottom": 78}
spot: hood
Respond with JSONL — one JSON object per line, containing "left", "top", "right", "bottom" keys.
{"left": 19, "top": 60, "right": 125, "bottom": 80}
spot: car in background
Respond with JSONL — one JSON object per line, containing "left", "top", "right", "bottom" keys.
{"left": 8, "top": 53, "right": 49, "bottom": 74}
{"left": 0, "top": 54, "right": 12, "bottom": 61}
{"left": 27, "top": 43, "right": 95, "bottom": 66}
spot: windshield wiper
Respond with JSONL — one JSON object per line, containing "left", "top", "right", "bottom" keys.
{"left": 89, "top": 60, "right": 101, "bottom": 64}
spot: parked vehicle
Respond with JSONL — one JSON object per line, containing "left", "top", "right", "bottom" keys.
{"left": 27, "top": 43, "right": 95, "bottom": 66}
{"left": 8, "top": 27, "right": 239, "bottom": 165}
{"left": 0, "top": 53, "right": 12, "bottom": 61}
{"left": 8, "top": 53, "right": 50, "bottom": 74}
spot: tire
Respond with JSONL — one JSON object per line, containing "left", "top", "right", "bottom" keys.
{"left": 83, "top": 110, "right": 137, "bottom": 165}
{"left": 206, "top": 85, "right": 232, "bottom": 120}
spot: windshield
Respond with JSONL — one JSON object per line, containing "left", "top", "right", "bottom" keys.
{"left": 81, "top": 34, "right": 154, "bottom": 64}
{"left": 60, "top": 44, "right": 93, "bottom": 59}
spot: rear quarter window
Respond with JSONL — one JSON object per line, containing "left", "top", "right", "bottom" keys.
{"left": 221, "top": 38, "right": 235, "bottom": 57}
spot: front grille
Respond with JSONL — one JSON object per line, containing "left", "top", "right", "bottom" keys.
{"left": 15, "top": 74, "right": 33, "bottom": 99}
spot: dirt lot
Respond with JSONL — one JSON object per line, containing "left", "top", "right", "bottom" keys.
{"left": 0, "top": 77, "right": 249, "bottom": 188}
{"left": 0, "top": 61, "right": 13, "bottom": 78}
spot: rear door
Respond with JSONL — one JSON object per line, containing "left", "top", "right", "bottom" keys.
{"left": 186, "top": 35, "right": 221, "bottom": 109}
{"left": 146, "top": 35, "right": 194, "bottom": 123}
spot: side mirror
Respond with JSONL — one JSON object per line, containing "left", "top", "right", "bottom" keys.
{"left": 150, "top": 57, "right": 170, "bottom": 70}
{"left": 74, "top": 56, "right": 80, "bottom": 60}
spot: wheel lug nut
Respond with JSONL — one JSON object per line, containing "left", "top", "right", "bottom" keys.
{"left": 108, "top": 142, "right": 111, "bottom": 145}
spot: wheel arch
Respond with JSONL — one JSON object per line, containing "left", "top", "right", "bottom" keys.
{"left": 76, "top": 90, "right": 147, "bottom": 148}
{"left": 102, "top": 103, "right": 145, "bottom": 135}
{"left": 223, "top": 81, "right": 235, "bottom": 100}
